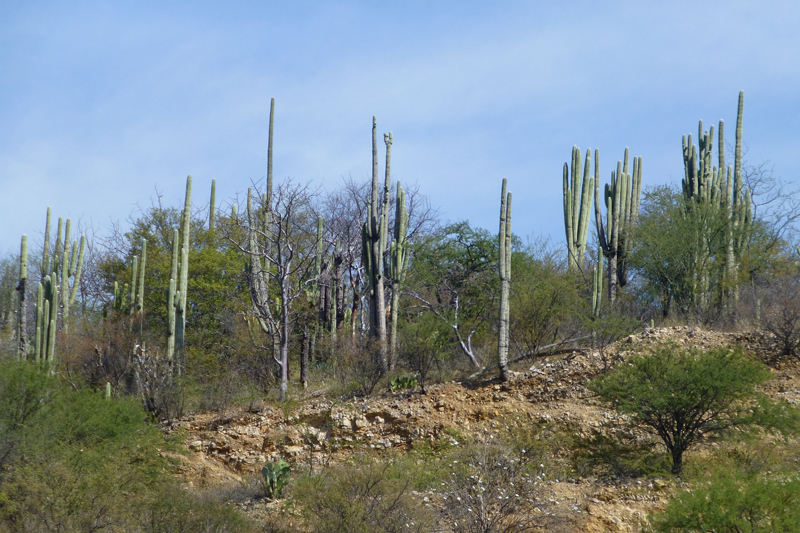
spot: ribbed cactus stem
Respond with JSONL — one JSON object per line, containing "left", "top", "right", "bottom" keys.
{"left": 682, "top": 91, "right": 750, "bottom": 313}
{"left": 380, "top": 132, "right": 392, "bottom": 256}
{"left": 595, "top": 148, "right": 642, "bottom": 303}
{"left": 209, "top": 179, "right": 217, "bottom": 231}
{"left": 137, "top": 239, "right": 147, "bottom": 314}
{"left": 34, "top": 282, "right": 42, "bottom": 362}
{"left": 130, "top": 256, "right": 138, "bottom": 317}
{"left": 177, "top": 175, "right": 192, "bottom": 367}
{"left": 41, "top": 208, "right": 51, "bottom": 278}
{"left": 167, "top": 277, "right": 177, "bottom": 361}
{"left": 17, "top": 235, "right": 28, "bottom": 360}
{"left": 592, "top": 245, "right": 603, "bottom": 318}
{"left": 498, "top": 178, "right": 512, "bottom": 382}
{"left": 267, "top": 98, "right": 274, "bottom": 209}
{"left": 53, "top": 218, "right": 63, "bottom": 277}
{"left": 40, "top": 289, "right": 48, "bottom": 363}
{"left": 365, "top": 116, "right": 388, "bottom": 371}
{"left": 563, "top": 146, "right": 594, "bottom": 271}
{"left": 389, "top": 181, "right": 409, "bottom": 367}
{"left": 136, "top": 239, "right": 147, "bottom": 342}
{"left": 177, "top": 247, "right": 188, "bottom": 355}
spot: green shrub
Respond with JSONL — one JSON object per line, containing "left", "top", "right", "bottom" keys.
{"left": 0, "top": 361, "right": 55, "bottom": 476}
{"left": 650, "top": 470, "right": 800, "bottom": 532}
{"left": 589, "top": 345, "right": 792, "bottom": 475}
{"left": 293, "top": 457, "right": 433, "bottom": 533}
{"left": 0, "top": 375, "right": 252, "bottom": 532}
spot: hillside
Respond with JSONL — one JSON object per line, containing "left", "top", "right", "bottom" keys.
{"left": 163, "top": 327, "right": 800, "bottom": 532}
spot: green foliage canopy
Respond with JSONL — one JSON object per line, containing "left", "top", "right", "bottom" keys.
{"left": 589, "top": 345, "right": 787, "bottom": 475}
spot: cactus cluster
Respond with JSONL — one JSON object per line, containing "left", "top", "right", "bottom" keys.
{"left": 32, "top": 208, "right": 86, "bottom": 366}
{"left": 362, "top": 119, "right": 391, "bottom": 371}
{"left": 563, "top": 146, "right": 595, "bottom": 270}
{"left": 681, "top": 91, "right": 751, "bottom": 311}
{"left": 167, "top": 176, "right": 192, "bottom": 365}
{"left": 594, "top": 148, "right": 642, "bottom": 303}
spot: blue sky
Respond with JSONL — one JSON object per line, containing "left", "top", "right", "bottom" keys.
{"left": 2, "top": 0, "right": 799, "bottom": 254}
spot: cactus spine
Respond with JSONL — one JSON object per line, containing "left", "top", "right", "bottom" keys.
{"left": 594, "top": 148, "right": 642, "bottom": 303}
{"left": 498, "top": 178, "right": 512, "bottom": 382}
{"left": 563, "top": 146, "right": 594, "bottom": 271}
{"left": 17, "top": 235, "right": 27, "bottom": 360}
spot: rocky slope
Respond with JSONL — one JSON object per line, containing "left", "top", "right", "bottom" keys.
{"left": 163, "top": 327, "right": 800, "bottom": 532}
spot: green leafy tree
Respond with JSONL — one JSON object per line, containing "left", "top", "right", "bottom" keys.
{"left": 405, "top": 222, "right": 499, "bottom": 368}
{"left": 589, "top": 345, "right": 795, "bottom": 475}
{"left": 630, "top": 185, "right": 733, "bottom": 319}
{"left": 509, "top": 239, "right": 583, "bottom": 359}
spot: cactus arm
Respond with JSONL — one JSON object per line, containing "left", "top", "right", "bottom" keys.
{"left": 130, "top": 256, "right": 138, "bottom": 316}
{"left": 42, "top": 208, "right": 51, "bottom": 278}
{"left": 209, "top": 179, "right": 216, "bottom": 231}
{"left": 68, "top": 236, "right": 86, "bottom": 308}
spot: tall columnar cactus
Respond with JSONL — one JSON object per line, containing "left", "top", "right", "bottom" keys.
{"left": 209, "top": 179, "right": 217, "bottom": 231}
{"left": 130, "top": 256, "right": 139, "bottom": 317}
{"left": 17, "top": 235, "right": 27, "bottom": 360}
{"left": 164, "top": 176, "right": 192, "bottom": 371}
{"left": 35, "top": 208, "right": 86, "bottom": 348}
{"left": 41, "top": 208, "right": 51, "bottom": 278}
{"left": 563, "top": 146, "right": 594, "bottom": 271}
{"left": 389, "top": 181, "right": 409, "bottom": 368}
{"left": 136, "top": 239, "right": 147, "bottom": 318}
{"left": 35, "top": 273, "right": 58, "bottom": 366}
{"left": 131, "top": 238, "right": 147, "bottom": 342}
{"left": 363, "top": 117, "right": 389, "bottom": 371}
{"left": 498, "top": 178, "right": 512, "bottom": 382}
{"left": 592, "top": 245, "right": 603, "bottom": 319}
{"left": 594, "top": 148, "right": 643, "bottom": 303}
{"left": 113, "top": 281, "right": 128, "bottom": 312}
{"left": 242, "top": 99, "right": 278, "bottom": 355}
{"left": 167, "top": 229, "right": 179, "bottom": 361}
{"left": 267, "top": 98, "right": 274, "bottom": 209}
{"left": 681, "top": 91, "right": 751, "bottom": 311}
{"left": 177, "top": 175, "right": 192, "bottom": 361}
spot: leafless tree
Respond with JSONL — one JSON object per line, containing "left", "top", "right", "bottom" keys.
{"left": 226, "top": 180, "right": 321, "bottom": 401}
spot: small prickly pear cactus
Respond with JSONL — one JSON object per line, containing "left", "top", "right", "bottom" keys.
{"left": 261, "top": 459, "right": 290, "bottom": 499}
